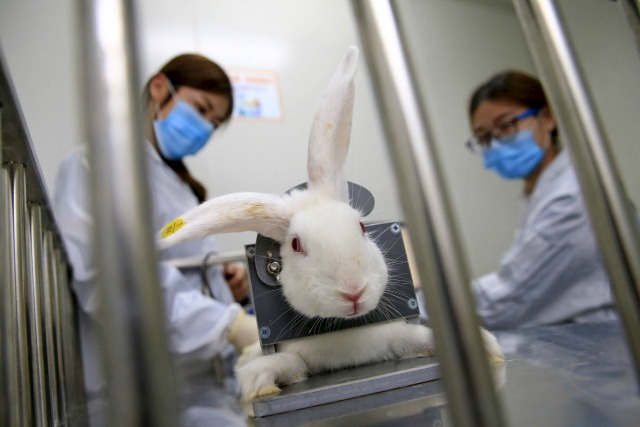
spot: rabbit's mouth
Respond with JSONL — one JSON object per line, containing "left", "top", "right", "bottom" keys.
{"left": 339, "top": 288, "right": 381, "bottom": 318}
{"left": 339, "top": 288, "right": 366, "bottom": 317}
{"left": 346, "top": 305, "right": 361, "bottom": 317}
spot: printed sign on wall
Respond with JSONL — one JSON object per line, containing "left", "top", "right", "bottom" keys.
{"left": 229, "top": 69, "right": 283, "bottom": 120}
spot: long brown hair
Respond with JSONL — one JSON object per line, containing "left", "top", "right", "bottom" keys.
{"left": 469, "top": 70, "right": 558, "bottom": 145}
{"left": 144, "top": 54, "right": 234, "bottom": 202}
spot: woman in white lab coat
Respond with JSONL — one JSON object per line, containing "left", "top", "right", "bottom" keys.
{"left": 54, "top": 54, "right": 257, "bottom": 426}
{"left": 466, "top": 70, "right": 617, "bottom": 330}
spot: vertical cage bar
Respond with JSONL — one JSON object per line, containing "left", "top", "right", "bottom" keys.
{"left": 42, "top": 231, "right": 62, "bottom": 426}
{"left": 51, "top": 246, "right": 69, "bottom": 424}
{"left": 1, "top": 107, "right": 8, "bottom": 427}
{"left": 27, "top": 205, "right": 49, "bottom": 427}
{"left": 512, "top": 0, "right": 640, "bottom": 382}
{"left": 0, "top": 135, "right": 12, "bottom": 425}
{"left": 3, "top": 163, "right": 33, "bottom": 426}
{"left": 56, "top": 248, "right": 83, "bottom": 423}
{"left": 350, "top": 2, "right": 507, "bottom": 427}
{"left": 75, "top": 0, "right": 179, "bottom": 425}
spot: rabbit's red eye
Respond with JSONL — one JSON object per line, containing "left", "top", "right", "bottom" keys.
{"left": 359, "top": 222, "right": 366, "bottom": 236}
{"left": 291, "top": 237, "right": 305, "bottom": 254}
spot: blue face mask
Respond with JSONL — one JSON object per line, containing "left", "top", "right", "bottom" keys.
{"left": 153, "top": 98, "right": 214, "bottom": 160}
{"left": 483, "top": 129, "right": 545, "bottom": 179}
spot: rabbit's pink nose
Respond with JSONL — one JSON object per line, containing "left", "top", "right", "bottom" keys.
{"left": 341, "top": 289, "right": 364, "bottom": 303}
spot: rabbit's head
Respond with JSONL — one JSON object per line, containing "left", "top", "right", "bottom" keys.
{"left": 157, "top": 46, "right": 389, "bottom": 319}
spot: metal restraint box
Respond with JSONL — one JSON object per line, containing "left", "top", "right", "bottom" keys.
{"left": 246, "top": 220, "right": 420, "bottom": 347}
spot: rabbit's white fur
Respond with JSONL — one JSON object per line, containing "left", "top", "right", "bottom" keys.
{"left": 236, "top": 321, "right": 502, "bottom": 401}
{"left": 235, "top": 320, "right": 437, "bottom": 400}
{"left": 278, "top": 190, "right": 388, "bottom": 319}
{"left": 156, "top": 46, "right": 504, "bottom": 401}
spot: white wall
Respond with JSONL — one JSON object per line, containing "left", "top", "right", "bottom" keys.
{"left": 558, "top": 0, "right": 640, "bottom": 208}
{"left": 0, "top": 0, "right": 82, "bottom": 201}
{"left": 2, "top": 0, "right": 639, "bottom": 278}
{"left": 395, "top": 0, "right": 536, "bottom": 276}
{"left": 135, "top": 0, "right": 403, "bottom": 251}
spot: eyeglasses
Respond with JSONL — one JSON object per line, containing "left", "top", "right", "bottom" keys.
{"left": 466, "top": 108, "right": 540, "bottom": 154}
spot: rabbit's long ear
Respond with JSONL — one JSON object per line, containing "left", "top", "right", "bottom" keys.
{"left": 307, "top": 45, "right": 359, "bottom": 202}
{"left": 156, "top": 193, "right": 291, "bottom": 250}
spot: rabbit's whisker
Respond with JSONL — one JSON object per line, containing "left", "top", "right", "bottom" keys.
{"left": 275, "top": 312, "right": 307, "bottom": 341}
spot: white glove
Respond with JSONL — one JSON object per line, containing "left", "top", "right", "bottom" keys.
{"left": 228, "top": 309, "right": 259, "bottom": 353}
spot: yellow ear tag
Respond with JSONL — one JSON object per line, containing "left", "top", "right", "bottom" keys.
{"left": 161, "top": 218, "right": 185, "bottom": 238}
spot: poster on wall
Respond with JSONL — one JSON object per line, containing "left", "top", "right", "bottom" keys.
{"left": 229, "top": 69, "right": 283, "bottom": 120}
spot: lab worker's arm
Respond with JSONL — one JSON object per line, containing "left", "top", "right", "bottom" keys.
{"left": 158, "top": 263, "right": 250, "bottom": 359}
{"left": 53, "top": 149, "right": 251, "bottom": 362}
{"left": 472, "top": 193, "right": 590, "bottom": 329}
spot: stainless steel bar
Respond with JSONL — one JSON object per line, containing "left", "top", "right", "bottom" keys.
{"left": 51, "top": 245, "right": 69, "bottom": 425}
{"left": 1, "top": 107, "right": 8, "bottom": 427}
{"left": 3, "top": 163, "right": 33, "bottom": 427}
{"left": 55, "top": 247, "right": 87, "bottom": 424}
{"left": 1, "top": 159, "right": 14, "bottom": 427}
{"left": 350, "top": 2, "right": 507, "bottom": 427}
{"left": 42, "top": 231, "right": 62, "bottom": 426}
{"left": 619, "top": 0, "right": 640, "bottom": 55}
{"left": 55, "top": 248, "right": 74, "bottom": 423}
{"left": 76, "top": 0, "right": 178, "bottom": 425}
{"left": 512, "top": 0, "right": 640, "bottom": 382}
{"left": 27, "top": 205, "right": 49, "bottom": 427}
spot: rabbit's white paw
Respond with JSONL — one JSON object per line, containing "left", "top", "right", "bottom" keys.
{"left": 384, "top": 322, "right": 436, "bottom": 358}
{"left": 412, "top": 324, "right": 437, "bottom": 357}
{"left": 236, "top": 341, "right": 262, "bottom": 370}
{"left": 390, "top": 322, "right": 503, "bottom": 367}
{"left": 235, "top": 351, "right": 308, "bottom": 401}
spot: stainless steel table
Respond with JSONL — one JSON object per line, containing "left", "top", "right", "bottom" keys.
{"left": 495, "top": 321, "right": 640, "bottom": 427}
{"left": 179, "top": 320, "right": 640, "bottom": 426}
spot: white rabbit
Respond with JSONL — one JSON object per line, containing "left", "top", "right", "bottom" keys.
{"left": 157, "top": 46, "right": 504, "bottom": 401}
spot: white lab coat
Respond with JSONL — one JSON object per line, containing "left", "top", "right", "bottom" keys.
{"left": 53, "top": 143, "right": 245, "bottom": 425}
{"left": 472, "top": 150, "right": 617, "bottom": 330}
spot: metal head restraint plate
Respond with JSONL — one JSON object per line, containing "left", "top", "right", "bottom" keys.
{"left": 247, "top": 182, "right": 420, "bottom": 347}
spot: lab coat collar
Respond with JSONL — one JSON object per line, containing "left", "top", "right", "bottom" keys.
{"left": 145, "top": 139, "right": 164, "bottom": 164}
{"left": 529, "top": 149, "right": 571, "bottom": 199}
